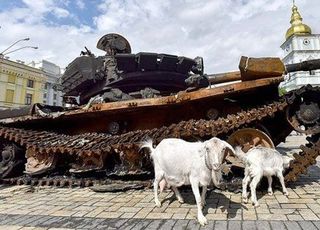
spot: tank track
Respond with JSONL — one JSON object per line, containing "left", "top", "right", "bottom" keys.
{"left": 0, "top": 86, "right": 319, "bottom": 187}
{"left": 284, "top": 134, "right": 320, "bottom": 182}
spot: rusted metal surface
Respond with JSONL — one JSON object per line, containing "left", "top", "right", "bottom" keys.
{"left": 0, "top": 99, "right": 287, "bottom": 176}
{"left": 226, "top": 128, "right": 275, "bottom": 168}
{"left": 285, "top": 85, "right": 320, "bottom": 135}
{"left": 208, "top": 58, "right": 320, "bottom": 85}
{"left": 61, "top": 33, "right": 198, "bottom": 105}
{"left": 0, "top": 86, "right": 319, "bottom": 187}
{"left": 1, "top": 48, "right": 320, "bottom": 189}
{"left": 0, "top": 76, "right": 283, "bottom": 126}
{"left": 239, "top": 56, "right": 285, "bottom": 81}
{"left": 207, "top": 71, "right": 241, "bottom": 85}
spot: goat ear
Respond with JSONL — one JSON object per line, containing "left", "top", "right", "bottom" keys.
{"left": 204, "top": 141, "right": 214, "bottom": 165}
{"left": 221, "top": 141, "right": 235, "bottom": 162}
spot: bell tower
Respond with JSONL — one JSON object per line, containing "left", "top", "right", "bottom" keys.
{"left": 280, "top": 1, "right": 320, "bottom": 91}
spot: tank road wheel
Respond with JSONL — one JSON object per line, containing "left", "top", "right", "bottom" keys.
{"left": 25, "top": 148, "right": 57, "bottom": 176}
{"left": 286, "top": 87, "right": 320, "bottom": 135}
{"left": 226, "top": 128, "right": 275, "bottom": 168}
{"left": 0, "top": 139, "right": 25, "bottom": 178}
{"left": 69, "top": 153, "right": 106, "bottom": 174}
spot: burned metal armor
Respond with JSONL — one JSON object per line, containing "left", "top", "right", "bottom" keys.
{"left": 61, "top": 33, "right": 206, "bottom": 105}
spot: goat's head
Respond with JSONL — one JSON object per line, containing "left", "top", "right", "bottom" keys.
{"left": 204, "top": 137, "right": 235, "bottom": 170}
{"left": 204, "top": 137, "right": 235, "bottom": 187}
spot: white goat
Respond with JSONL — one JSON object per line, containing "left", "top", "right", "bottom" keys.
{"left": 141, "top": 137, "right": 235, "bottom": 226}
{"left": 234, "top": 146, "right": 294, "bottom": 207}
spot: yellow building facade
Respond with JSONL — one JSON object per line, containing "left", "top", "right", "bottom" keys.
{"left": 0, "top": 58, "right": 46, "bottom": 109}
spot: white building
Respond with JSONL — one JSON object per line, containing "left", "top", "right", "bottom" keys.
{"left": 280, "top": 4, "right": 320, "bottom": 91}
{"left": 29, "top": 60, "right": 63, "bottom": 106}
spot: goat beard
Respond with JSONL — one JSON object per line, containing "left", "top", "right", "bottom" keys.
{"left": 212, "top": 170, "right": 222, "bottom": 188}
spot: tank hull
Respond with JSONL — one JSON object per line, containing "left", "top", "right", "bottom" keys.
{"left": 0, "top": 52, "right": 320, "bottom": 189}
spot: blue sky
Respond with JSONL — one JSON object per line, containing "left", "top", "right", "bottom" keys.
{"left": 0, "top": 0, "right": 100, "bottom": 27}
{"left": 0, "top": 0, "right": 319, "bottom": 72}
{"left": 36, "top": 0, "right": 101, "bottom": 27}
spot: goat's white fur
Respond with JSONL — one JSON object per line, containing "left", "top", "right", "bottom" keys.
{"left": 141, "top": 137, "right": 235, "bottom": 226}
{"left": 234, "top": 146, "right": 294, "bottom": 207}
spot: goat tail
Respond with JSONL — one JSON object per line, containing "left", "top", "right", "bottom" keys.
{"left": 234, "top": 146, "right": 247, "bottom": 161}
{"left": 140, "top": 139, "right": 155, "bottom": 153}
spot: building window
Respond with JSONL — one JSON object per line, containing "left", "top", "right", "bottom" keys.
{"left": 5, "top": 89, "right": 14, "bottom": 103}
{"left": 27, "top": 79, "right": 34, "bottom": 88}
{"left": 53, "top": 102, "right": 56, "bottom": 106}
{"left": 43, "top": 93, "right": 47, "bottom": 98}
{"left": 25, "top": 93, "right": 33, "bottom": 105}
{"left": 43, "top": 100, "right": 47, "bottom": 104}
{"left": 8, "top": 73, "right": 16, "bottom": 83}
{"left": 44, "top": 83, "right": 49, "bottom": 89}
{"left": 53, "top": 94, "right": 57, "bottom": 100}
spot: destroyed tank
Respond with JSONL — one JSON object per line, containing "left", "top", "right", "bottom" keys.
{"left": 0, "top": 33, "right": 320, "bottom": 188}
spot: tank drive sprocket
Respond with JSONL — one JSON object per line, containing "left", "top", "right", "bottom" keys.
{"left": 0, "top": 139, "right": 25, "bottom": 179}
{"left": 286, "top": 85, "right": 320, "bottom": 135}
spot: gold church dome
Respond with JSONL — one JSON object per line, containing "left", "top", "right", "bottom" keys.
{"left": 285, "top": 4, "right": 312, "bottom": 40}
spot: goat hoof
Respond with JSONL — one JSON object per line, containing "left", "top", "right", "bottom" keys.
{"left": 268, "top": 191, "right": 273, "bottom": 196}
{"left": 243, "top": 198, "right": 248, "bottom": 204}
{"left": 155, "top": 200, "right": 161, "bottom": 208}
{"left": 284, "top": 191, "right": 289, "bottom": 196}
{"left": 178, "top": 198, "right": 184, "bottom": 204}
{"left": 198, "top": 216, "right": 208, "bottom": 226}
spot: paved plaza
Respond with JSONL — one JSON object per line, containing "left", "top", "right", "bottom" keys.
{"left": 1, "top": 135, "right": 320, "bottom": 229}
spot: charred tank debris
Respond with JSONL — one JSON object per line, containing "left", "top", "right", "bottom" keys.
{"left": 0, "top": 33, "right": 320, "bottom": 189}
{"left": 61, "top": 33, "right": 207, "bottom": 106}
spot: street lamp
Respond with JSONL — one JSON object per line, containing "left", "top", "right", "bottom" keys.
{"left": 3, "top": 46, "right": 38, "bottom": 55}
{"left": 0, "top": 37, "right": 30, "bottom": 55}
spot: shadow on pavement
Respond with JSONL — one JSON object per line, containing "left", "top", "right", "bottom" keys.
{"left": 161, "top": 187, "right": 246, "bottom": 219}
{"left": 288, "top": 164, "right": 320, "bottom": 189}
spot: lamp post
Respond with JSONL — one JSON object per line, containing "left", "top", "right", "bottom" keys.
{"left": 3, "top": 46, "right": 38, "bottom": 55}
{"left": 0, "top": 37, "right": 30, "bottom": 55}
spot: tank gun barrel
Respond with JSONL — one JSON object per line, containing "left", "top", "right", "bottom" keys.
{"left": 285, "top": 59, "right": 320, "bottom": 73}
{"left": 207, "top": 58, "right": 320, "bottom": 85}
{"left": 207, "top": 71, "right": 241, "bottom": 84}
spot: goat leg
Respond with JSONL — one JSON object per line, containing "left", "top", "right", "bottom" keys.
{"left": 201, "top": 186, "right": 207, "bottom": 208}
{"left": 250, "top": 173, "right": 262, "bottom": 208}
{"left": 267, "top": 176, "right": 273, "bottom": 196}
{"left": 242, "top": 169, "right": 251, "bottom": 203}
{"left": 154, "top": 172, "right": 164, "bottom": 207}
{"left": 190, "top": 177, "right": 208, "bottom": 226}
{"left": 277, "top": 171, "right": 289, "bottom": 196}
{"left": 172, "top": 186, "right": 184, "bottom": 203}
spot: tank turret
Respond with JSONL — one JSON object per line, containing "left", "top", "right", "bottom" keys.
{"left": 61, "top": 33, "right": 204, "bottom": 105}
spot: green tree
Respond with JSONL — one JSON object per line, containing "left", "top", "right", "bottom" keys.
{"left": 278, "top": 87, "right": 287, "bottom": 96}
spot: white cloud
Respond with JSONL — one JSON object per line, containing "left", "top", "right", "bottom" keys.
{"left": 19, "top": 0, "right": 70, "bottom": 21}
{"left": 52, "top": 7, "right": 70, "bottom": 18}
{"left": 21, "top": 0, "right": 54, "bottom": 13}
{"left": 0, "top": 0, "right": 319, "bottom": 73}
{"left": 76, "top": 0, "right": 85, "bottom": 10}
